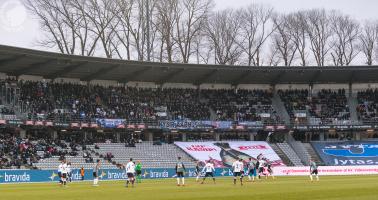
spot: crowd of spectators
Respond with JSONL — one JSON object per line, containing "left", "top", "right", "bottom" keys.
{"left": 311, "top": 89, "right": 350, "bottom": 121}
{"left": 0, "top": 130, "right": 96, "bottom": 169}
{"left": 0, "top": 133, "right": 38, "bottom": 169}
{"left": 357, "top": 89, "right": 378, "bottom": 122}
{"left": 279, "top": 89, "right": 350, "bottom": 124}
{"left": 17, "top": 81, "right": 282, "bottom": 123}
{"left": 201, "top": 89, "right": 280, "bottom": 123}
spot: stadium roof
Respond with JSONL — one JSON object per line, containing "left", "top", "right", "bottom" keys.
{"left": 0, "top": 44, "right": 378, "bottom": 85}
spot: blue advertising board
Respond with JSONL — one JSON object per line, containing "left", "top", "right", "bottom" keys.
{"left": 0, "top": 168, "right": 236, "bottom": 184}
{"left": 312, "top": 141, "right": 378, "bottom": 166}
{"left": 95, "top": 119, "right": 125, "bottom": 128}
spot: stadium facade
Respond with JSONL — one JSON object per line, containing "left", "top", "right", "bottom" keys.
{"left": 1, "top": 45, "right": 378, "bottom": 173}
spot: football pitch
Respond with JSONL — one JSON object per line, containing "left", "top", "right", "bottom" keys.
{"left": 1, "top": 176, "right": 378, "bottom": 200}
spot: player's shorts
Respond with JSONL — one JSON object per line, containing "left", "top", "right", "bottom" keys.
{"left": 248, "top": 169, "right": 255, "bottom": 176}
{"left": 259, "top": 167, "right": 264, "bottom": 173}
{"left": 268, "top": 168, "right": 273, "bottom": 174}
{"left": 195, "top": 170, "right": 201, "bottom": 176}
{"left": 204, "top": 172, "right": 214, "bottom": 177}
{"left": 311, "top": 169, "right": 318, "bottom": 175}
{"left": 58, "top": 172, "right": 62, "bottom": 178}
{"left": 176, "top": 172, "right": 184, "bottom": 177}
{"left": 127, "top": 173, "right": 135, "bottom": 178}
{"left": 233, "top": 172, "right": 242, "bottom": 177}
{"left": 62, "top": 173, "right": 67, "bottom": 179}
{"left": 136, "top": 170, "right": 142, "bottom": 175}
{"left": 93, "top": 172, "right": 98, "bottom": 178}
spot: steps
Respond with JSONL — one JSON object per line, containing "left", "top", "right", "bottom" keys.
{"left": 272, "top": 92, "right": 291, "bottom": 125}
{"left": 347, "top": 93, "right": 359, "bottom": 122}
{"left": 276, "top": 142, "right": 304, "bottom": 166}
{"left": 270, "top": 143, "right": 294, "bottom": 166}
{"left": 290, "top": 141, "right": 312, "bottom": 165}
{"left": 303, "top": 143, "right": 324, "bottom": 165}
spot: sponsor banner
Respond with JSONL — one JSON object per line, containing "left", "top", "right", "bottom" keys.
{"left": 159, "top": 120, "right": 236, "bottom": 130}
{"left": 159, "top": 120, "right": 202, "bottom": 130}
{"left": 259, "top": 113, "right": 271, "bottom": 118}
{"left": 211, "top": 121, "right": 233, "bottom": 129}
{"left": 7, "top": 120, "right": 23, "bottom": 125}
{"left": 96, "top": 119, "right": 125, "bottom": 128}
{"left": 294, "top": 125, "right": 378, "bottom": 130}
{"left": 312, "top": 141, "right": 378, "bottom": 166}
{"left": 45, "top": 121, "right": 54, "bottom": 126}
{"left": 175, "top": 142, "right": 223, "bottom": 167}
{"left": 0, "top": 168, "right": 230, "bottom": 184}
{"left": 273, "top": 165, "right": 378, "bottom": 176}
{"left": 175, "top": 141, "right": 284, "bottom": 168}
{"left": 228, "top": 141, "right": 285, "bottom": 166}
{"left": 35, "top": 121, "right": 44, "bottom": 126}
{"left": 2, "top": 165, "right": 378, "bottom": 184}
{"left": 54, "top": 122, "right": 70, "bottom": 127}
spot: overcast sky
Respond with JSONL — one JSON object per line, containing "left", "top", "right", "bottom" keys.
{"left": 1, "top": 0, "right": 378, "bottom": 50}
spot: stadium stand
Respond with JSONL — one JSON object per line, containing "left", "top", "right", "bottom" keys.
{"left": 2, "top": 45, "right": 378, "bottom": 170}
{"left": 357, "top": 89, "right": 378, "bottom": 122}
{"left": 87, "top": 142, "right": 196, "bottom": 169}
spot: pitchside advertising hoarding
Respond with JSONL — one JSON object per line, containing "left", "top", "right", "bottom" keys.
{"left": 0, "top": 168, "right": 232, "bottom": 184}
{"left": 312, "top": 141, "right": 378, "bottom": 166}
{"left": 2, "top": 166, "right": 378, "bottom": 184}
{"left": 174, "top": 141, "right": 285, "bottom": 167}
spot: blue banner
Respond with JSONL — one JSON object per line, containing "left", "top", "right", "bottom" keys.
{"left": 0, "top": 168, "right": 237, "bottom": 184}
{"left": 95, "top": 119, "right": 125, "bottom": 128}
{"left": 312, "top": 141, "right": 378, "bottom": 166}
{"left": 159, "top": 120, "right": 236, "bottom": 130}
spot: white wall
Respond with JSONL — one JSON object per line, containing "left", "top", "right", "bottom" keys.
{"left": 0, "top": 73, "right": 6, "bottom": 79}
{"left": 200, "top": 83, "right": 232, "bottom": 90}
{"left": 237, "top": 84, "right": 272, "bottom": 90}
{"left": 126, "top": 81, "right": 158, "bottom": 88}
{"left": 275, "top": 84, "right": 309, "bottom": 90}
{"left": 352, "top": 83, "right": 378, "bottom": 91}
{"left": 312, "top": 84, "right": 349, "bottom": 91}
{"left": 54, "top": 78, "right": 81, "bottom": 84}
{"left": 162, "top": 83, "right": 197, "bottom": 89}
{"left": 18, "top": 75, "right": 46, "bottom": 82}
{"left": 90, "top": 79, "right": 118, "bottom": 87}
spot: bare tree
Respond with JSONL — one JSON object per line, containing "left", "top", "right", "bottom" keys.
{"left": 360, "top": 21, "right": 378, "bottom": 65}
{"left": 205, "top": 9, "right": 243, "bottom": 65}
{"left": 114, "top": 0, "right": 158, "bottom": 61}
{"left": 155, "top": 0, "right": 179, "bottom": 63}
{"left": 271, "top": 14, "right": 297, "bottom": 66}
{"left": 173, "top": 0, "right": 213, "bottom": 63}
{"left": 25, "top": 0, "right": 74, "bottom": 54}
{"left": 330, "top": 12, "right": 360, "bottom": 66}
{"left": 72, "top": 0, "right": 120, "bottom": 58}
{"left": 238, "top": 4, "right": 274, "bottom": 66}
{"left": 287, "top": 11, "right": 308, "bottom": 66}
{"left": 305, "top": 9, "right": 333, "bottom": 66}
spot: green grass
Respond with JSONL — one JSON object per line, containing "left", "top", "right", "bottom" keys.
{"left": 1, "top": 176, "right": 378, "bottom": 200}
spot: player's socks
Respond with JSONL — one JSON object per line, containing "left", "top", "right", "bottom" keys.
{"left": 310, "top": 175, "right": 313, "bottom": 181}
{"left": 248, "top": 175, "right": 251, "bottom": 181}
{"left": 316, "top": 175, "right": 319, "bottom": 181}
{"left": 233, "top": 178, "right": 236, "bottom": 185}
{"left": 213, "top": 178, "right": 216, "bottom": 184}
{"left": 177, "top": 178, "right": 180, "bottom": 185}
{"left": 181, "top": 178, "right": 185, "bottom": 185}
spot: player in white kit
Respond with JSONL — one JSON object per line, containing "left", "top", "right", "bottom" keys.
{"left": 201, "top": 161, "right": 216, "bottom": 184}
{"left": 232, "top": 158, "right": 244, "bottom": 186}
{"left": 125, "top": 158, "right": 136, "bottom": 188}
